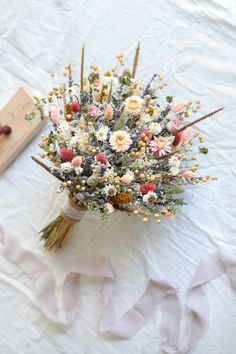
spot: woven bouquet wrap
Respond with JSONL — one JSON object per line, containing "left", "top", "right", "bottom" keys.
{"left": 27, "top": 43, "right": 223, "bottom": 251}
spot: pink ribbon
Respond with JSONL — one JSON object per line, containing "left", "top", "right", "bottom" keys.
{"left": 1, "top": 227, "right": 236, "bottom": 354}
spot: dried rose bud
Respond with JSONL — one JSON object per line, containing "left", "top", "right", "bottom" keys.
{"left": 71, "top": 101, "right": 80, "bottom": 113}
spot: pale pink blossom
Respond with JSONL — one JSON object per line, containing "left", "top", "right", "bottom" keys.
{"left": 164, "top": 211, "right": 174, "bottom": 218}
{"left": 149, "top": 136, "right": 171, "bottom": 156}
{"left": 88, "top": 105, "right": 100, "bottom": 118}
{"left": 181, "top": 127, "right": 193, "bottom": 142}
{"left": 104, "top": 104, "right": 113, "bottom": 121}
{"left": 182, "top": 170, "right": 195, "bottom": 178}
{"left": 171, "top": 101, "right": 189, "bottom": 113}
{"left": 71, "top": 156, "right": 83, "bottom": 167}
{"left": 121, "top": 174, "right": 133, "bottom": 184}
{"left": 50, "top": 106, "right": 60, "bottom": 124}
{"left": 105, "top": 203, "right": 114, "bottom": 214}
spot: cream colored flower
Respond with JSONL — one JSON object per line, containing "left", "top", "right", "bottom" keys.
{"left": 149, "top": 122, "right": 162, "bottom": 135}
{"left": 124, "top": 95, "right": 144, "bottom": 116}
{"left": 109, "top": 130, "right": 132, "bottom": 152}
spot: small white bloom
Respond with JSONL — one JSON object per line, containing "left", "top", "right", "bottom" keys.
{"left": 102, "top": 76, "right": 119, "bottom": 92}
{"left": 103, "top": 167, "right": 115, "bottom": 180}
{"left": 95, "top": 125, "right": 109, "bottom": 141}
{"left": 61, "top": 162, "right": 73, "bottom": 173}
{"left": 66, "top": 86, "right": 76, "bottom": 97}
{"left": 74, "top": 167, "right": 83, "bottom": 175}
{"left": 69, "top": 136, "right": 78, "bottom": 148}
{"left": 169, "top": 156, "right": 180, "bottom": 168}
{"left": 169, "top": 166, "right": 180, "bottom": 176}
{"left": 141, "top": 114, "right": 153, "bottom": 124}
{"left": 149, "top": 122, "right": 162, "bottom": 135}
{"left": 58, "top": 122, "right": 71, "bottom": 142}
{"left": 143, "top": 191, "right": 158, "bottom": 203}
{"left": 103, "top": 184, "right": 117, "bottom": 197}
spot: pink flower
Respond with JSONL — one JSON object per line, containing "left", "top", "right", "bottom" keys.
{"left": 105, "top": 203, "right": 114, "bottom": 214}
{"left": 71, "top": 101, "right": 80, "bottom": 113}
{"left": 164, "top": 211, "right": 174, "bottom": 218}
{"left": 88, "top": 105, "right": 100, "bottom": 118}
{"left": 121, "top": 174, "right": 133, "bottom": 184}
{"left": 173, "top": 132, "right": 182, "bottom": 147}
{"left": 59, "top": 147, "right": 74, "bottom": 162}
{"left": 96, "top": 152, "right": 107, "bottom": 164}
{"left": 104, "top": 104, "right": 113, "bottom": 121}
{"left": 167, "top": 115, "right": 184, "bottom": 133}
{"left": 182, "top": 170, "right": 195, "bottom": 178}
{"left": 50, "top": 106, "right": 60, "bottom": 125}
{"left": 149, "top": 136, "right": 171, "bottom": 156}
{"left": 181, "top": 127, "right": 193, "bottom": 142}
{"left": 171, "top": 101, "right": 189, "bottom": 113}
{"left": 71, "top": 156, "right": 83, "bottom": 167}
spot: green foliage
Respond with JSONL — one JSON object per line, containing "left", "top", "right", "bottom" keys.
{"left": 166, "top": 96, "right": 173, "bottom": 103}
{"left": 114, "top": 111, "right": 128, "bottom": 131}
{"left": 199, "top": 146, "right": 208, "bottom": 154}
{"left": 25, "top": 112, "right": 36, "bottom": 121}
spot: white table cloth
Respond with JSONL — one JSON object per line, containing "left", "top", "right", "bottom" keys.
{"left": 0, "top": 1, "right": 236, "bottom": 353}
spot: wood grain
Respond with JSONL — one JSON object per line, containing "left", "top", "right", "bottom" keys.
{"left": 0, "top": 86, "right": 45, "bottom": 174}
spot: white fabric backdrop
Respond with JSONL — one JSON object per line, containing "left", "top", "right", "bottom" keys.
{"left": 0, "top": 0, "right": 236, "bottom": 353}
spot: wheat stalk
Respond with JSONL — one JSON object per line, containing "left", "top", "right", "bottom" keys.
{"left": 80, "top": 45, "right": 85, "bottom": 92}
{"left": 132, "top": 41, "right": 140, "bottom": 79}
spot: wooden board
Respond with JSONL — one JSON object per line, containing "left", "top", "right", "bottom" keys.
{"left": 0, "top": 86, "right": 46, "bottom": 174}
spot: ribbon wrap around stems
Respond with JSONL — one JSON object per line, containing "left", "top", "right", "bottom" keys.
{"left": 40, "top": 197, "right": 87, "bottom": 251}
{"left": 1, "top": 227, "right": 236, "bottom": 353}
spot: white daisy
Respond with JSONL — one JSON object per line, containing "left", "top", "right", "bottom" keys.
{"left": 95, "top": 126, "right": 109, "bottom": 141}
{"left": 103, "top": 184, "right": 117, "bottom": 197}
{"left": 143, "top": 191, "right": 158, "bottom": 203}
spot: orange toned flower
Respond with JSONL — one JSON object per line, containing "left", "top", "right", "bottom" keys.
{"left": 104, "top": 104, "right": 113, "bottom": 121}
{"left": 111, "top": 192, "right": 133, "bottom": 205}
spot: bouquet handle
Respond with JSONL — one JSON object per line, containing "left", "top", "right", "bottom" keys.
{"left": 41, "top": 198, "right": 87, "bottom": 251}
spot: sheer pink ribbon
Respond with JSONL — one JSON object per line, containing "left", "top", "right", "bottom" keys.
{"left": 1, "top": 227, "right": 236, "bottom": 354}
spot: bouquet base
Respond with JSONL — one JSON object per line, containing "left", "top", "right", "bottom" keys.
{"left": 40, "top": 198, "right": 86, "bottom": 251}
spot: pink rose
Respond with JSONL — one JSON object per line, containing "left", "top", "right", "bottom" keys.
{"left": 88, "top": 105, "right": 100, "bottom": 118}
